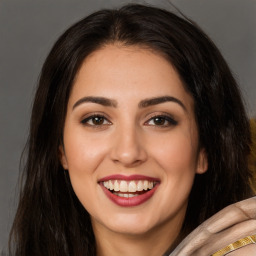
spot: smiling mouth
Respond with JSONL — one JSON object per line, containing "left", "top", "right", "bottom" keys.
{"left": 101, "top": 180, "right": 158, "bottom": 198}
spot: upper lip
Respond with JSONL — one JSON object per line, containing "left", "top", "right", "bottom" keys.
{"left": 98, "top": 174, "right": 160, "bottom": 182}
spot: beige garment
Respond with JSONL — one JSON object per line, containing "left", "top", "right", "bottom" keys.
{"left": 169, "top": 197, "right": 256, "bottom": 256}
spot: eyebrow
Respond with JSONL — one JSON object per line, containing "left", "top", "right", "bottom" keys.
{"left": 139, "top": 96, "right": 187, "bottom": 111}
{"left": 72, "top": 96, "right": 118, "bottom": 110}
{"left": 72, "top": 95, "right": 186, "bottom": 111}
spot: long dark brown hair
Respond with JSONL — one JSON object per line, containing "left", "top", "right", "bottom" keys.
{"left": 9, "top": 4, "right": 254, "bottom": 256}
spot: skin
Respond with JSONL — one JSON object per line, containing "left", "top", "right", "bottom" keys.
{"left": 60, "top": 44, "right": 208, "bottom": 256}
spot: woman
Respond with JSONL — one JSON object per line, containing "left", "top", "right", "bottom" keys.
{"left": 9, "top": 4, "right": 255, "bottom": 256}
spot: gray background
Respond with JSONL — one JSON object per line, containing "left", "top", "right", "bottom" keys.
{"left": 0, "top": 0, "right": 255, "bottom": 252}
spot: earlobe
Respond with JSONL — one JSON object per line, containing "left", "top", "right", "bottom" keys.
{"left": 59, "top": 145, "right": 68, "bottom": 170}
{"left": 196, "top": 148, "right": 208, "bottom": 174}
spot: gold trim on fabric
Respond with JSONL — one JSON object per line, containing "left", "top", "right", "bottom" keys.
{"left": 212, "top": 235, "right": 256, "bottom": 256}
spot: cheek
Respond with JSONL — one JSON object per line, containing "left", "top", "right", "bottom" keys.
{"left": 149, "top": 131, "right": 198, "bottom": 211}
{"left": 64, "top": 150, "right": 104, "bottom": 219}
{"left": 64, "top": 131, "right": 108, "bottom": 175}
{"left": 63, "top": 131, "right": 109, "bottom": 208}
{"left": 151, "top": 131, "right": 199, "bottom": 174}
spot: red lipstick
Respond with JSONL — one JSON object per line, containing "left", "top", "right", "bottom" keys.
{"left": 98, "top": 175, "right": 160, "bottom": 207}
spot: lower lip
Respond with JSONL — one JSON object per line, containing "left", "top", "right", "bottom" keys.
{"left": 100, "top": 183, "right": 159, "bottom": 207}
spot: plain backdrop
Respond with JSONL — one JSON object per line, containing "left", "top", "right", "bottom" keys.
{"left": 0, "top": 0, "right": 255, "bottom": 252}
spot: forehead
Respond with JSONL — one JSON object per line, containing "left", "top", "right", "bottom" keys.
{"left": 69, "top": 44, "right": 194, "bottom": 111}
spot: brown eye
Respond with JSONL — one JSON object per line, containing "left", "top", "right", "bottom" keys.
{"left": 81, "top": 115, "right": 111, "bottom": 126}
{"left": 146, "top": 115, "right": 178, "bottom": 127}
{"left": 91, "top": 116, "right": 105, "bottom": 125}
{"left": 152, "top": 117, "right": 166, "bottom": 125}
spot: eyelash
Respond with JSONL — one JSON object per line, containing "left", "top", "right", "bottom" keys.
{"left": 81, "top": 114, "right": 112, "bottom": 127}
{"left": 145, "top": 114, "right": 178, "bottom": 127}
{"left": 81, "top": 114, "right": 177, "bottom": 128}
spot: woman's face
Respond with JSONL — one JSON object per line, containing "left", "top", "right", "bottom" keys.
{"left": 60, "top": 44, "right": 207, "bottom": 237}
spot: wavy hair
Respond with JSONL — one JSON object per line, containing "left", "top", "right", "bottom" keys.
{"left": 9, "top": 4, "right": 254, "bottom": 255}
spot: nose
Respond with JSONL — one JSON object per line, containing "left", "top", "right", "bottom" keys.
{"left": 110, "top": 125, "right": 147, "bottom": 167}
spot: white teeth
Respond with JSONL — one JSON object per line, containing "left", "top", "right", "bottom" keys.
{"left": 120, "top": 180, "right": 128, "bottom": 192}
{"left": 102, "top": 179, "right": 157, "bottom": 192}
{"left": 109, "top": 180, "right": 114, "bottom": 190}
{"left": 137, "top": 180, "right": 144, "bottom": 191}
{"left": 103, "top": 181, "right": 109, "bottom": 189}
{"left": 128, "top": 181, "right": 137, "bottom": 192}
{"left": 113, "top": 192, "right": 139, "bottom": 198}
{"left": 143, "top": 180, "right": 149, "bottom": 190}
{"left": 114, "top": 180, "right": 119, "bottom": 191}
{"left": 128, "top": 193, "right": 139, "bottom": 198}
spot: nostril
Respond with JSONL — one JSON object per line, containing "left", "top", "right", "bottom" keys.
{"left": 109, "top": 131, "right": 148, "bottom": 166}
{"left": 111, "top": 146, "right": 147, "bottom": 165}
{"left": 113, "top": 158, "right": 145, "bottom": 168}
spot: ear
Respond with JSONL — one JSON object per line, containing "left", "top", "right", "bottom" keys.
{"left": 196, "top": 148, "right": 208, "bottom": 174}
{"left": 59, "top": 145, "right": 68, "bottom": 170}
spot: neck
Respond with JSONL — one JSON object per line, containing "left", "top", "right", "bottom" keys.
{"left": 92, "top": 212, "right": 185, "bottom": 256}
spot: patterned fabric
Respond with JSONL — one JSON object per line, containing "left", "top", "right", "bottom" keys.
{"left": 212, "top": 235, "right": 256, "bottom": 256}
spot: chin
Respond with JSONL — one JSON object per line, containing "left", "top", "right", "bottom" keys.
{"left": 110, "top": 224, "right": 155, "bottom": 236}
{"left": 101, "top": 214, "right": 160, "bottom": 236}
